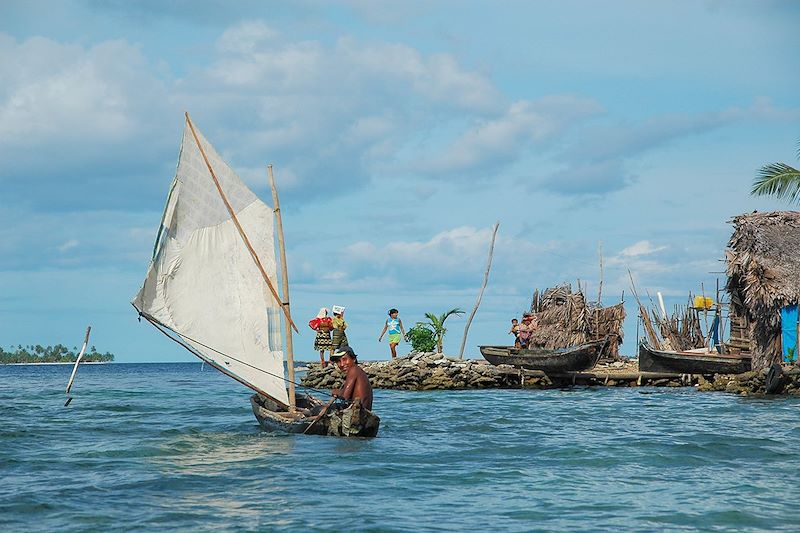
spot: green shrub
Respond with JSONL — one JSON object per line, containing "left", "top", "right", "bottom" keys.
{"left": 406, "top": 324, "right": 436, "bottom": 352}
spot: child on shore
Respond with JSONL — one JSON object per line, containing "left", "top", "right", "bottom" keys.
{"left": 509, "top": 318, "right": 520, "bottom": 348}
{"left": 379, "top": 308, "right": 406, "bottom": 359}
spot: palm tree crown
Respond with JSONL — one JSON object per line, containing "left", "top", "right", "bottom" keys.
{"left": 751, "top": 140, "right": 800, "bottom": 204}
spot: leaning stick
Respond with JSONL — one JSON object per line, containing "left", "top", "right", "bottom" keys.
{"left": 269, "top": 165, "right": 296, "bottom": 410}
{"left": 303, "top": 397, "right": 336, "bottom": 435}
{"left": 459, "top": 222, "right": 499, "bottom": 359}
{"left": 185, "top": 112, "right": 298, "bottom": 332}
{"left": 65, "top": 326, "right": 91, "bottom": 405}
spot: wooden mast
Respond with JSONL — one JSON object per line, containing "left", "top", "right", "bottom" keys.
{"left": 268, "top": 165, "right": 296, "bottom": 411}
{"left": 184, "top": 112, "right": 298, "bottom": 333}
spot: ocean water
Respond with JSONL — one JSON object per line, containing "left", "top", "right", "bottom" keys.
{"left": 1, "top": 363, "right": 799, "bottom": 532}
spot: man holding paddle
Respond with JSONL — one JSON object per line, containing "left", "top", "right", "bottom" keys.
{"left": 330, "top": 346, "right": 373, "bottom": 411}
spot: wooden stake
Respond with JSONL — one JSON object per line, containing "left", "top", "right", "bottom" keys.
{"left": 597, "top": 242, "right": 604, "bottom": 305}
{"left": 268, "top": 165, "right": 296, "bottom": 411}
{"left": 459, "top": 222, "right": 499, "bottom": 359}
{"left": 184, "top": 112, "right": 298, "bottom": 333}
{"left": 65, "top": 326, "right": 91, "bottom": 405}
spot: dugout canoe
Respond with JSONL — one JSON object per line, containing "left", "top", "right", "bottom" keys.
{"left": 250, "top": 393, "right": 380, "bottom": 437}
{"left": 479, "top": 338, "right": 608, "bottom": 372}
{"left": 637, "top": 342, "right": 751, "bottom": 375}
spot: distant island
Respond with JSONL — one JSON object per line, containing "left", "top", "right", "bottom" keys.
{"left": 0, "top": 344, "right": 114, "bottom": 364}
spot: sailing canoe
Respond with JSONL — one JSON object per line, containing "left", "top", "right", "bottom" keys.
{"left": 479, "top": 338, "right": 608, "bottom": 372}
{"left": 133, "top": 114, "right": 379, "bottom": 437}
{"left": 250, "top": 393, "right": 380, "bottom": 437}
{"left": 637, "top": 342, "right": 752, "bottom": 375}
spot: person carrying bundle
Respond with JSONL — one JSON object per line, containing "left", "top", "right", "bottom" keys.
{"left": 309, "top": 307, "right": 334, "bottom": 367}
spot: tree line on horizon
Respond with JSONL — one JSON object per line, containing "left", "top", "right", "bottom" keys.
{"left": 0, "top": 344, "right": 114, "bottom": 364}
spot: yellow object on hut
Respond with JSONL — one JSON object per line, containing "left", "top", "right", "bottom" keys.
{"left": 694, "top": 296, "right": 714, "bottom": 310}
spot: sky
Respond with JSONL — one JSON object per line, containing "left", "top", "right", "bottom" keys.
{"left": 1, "top": 0, "right": 799, "bottom": 362}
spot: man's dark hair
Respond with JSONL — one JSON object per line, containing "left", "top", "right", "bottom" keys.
{"left": 388, "top": 308, "right": 398, "bottom": 315}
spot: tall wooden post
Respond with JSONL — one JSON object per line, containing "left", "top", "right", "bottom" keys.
{"left": 458, "top": 222, "right": 499, "bottom": 359}
{"left": 269, "top": 165, "right": 296, "bottom": 410}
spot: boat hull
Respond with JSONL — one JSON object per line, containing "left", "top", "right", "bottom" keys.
{"left": 479, "top": 338, "right": 608, "bottom": 372}
{"left": 250, "top": 393, "right": 380, "bottom": 438}
{"left": 637, "top": 343, "right": 751, "bottom": 375}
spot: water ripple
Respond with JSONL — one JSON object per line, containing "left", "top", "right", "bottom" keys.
{"left": 2, "top": 364, "right": 800, "bottom": 531}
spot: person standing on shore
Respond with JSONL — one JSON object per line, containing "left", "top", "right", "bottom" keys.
{"left": 331, "top": 305, "right": 348, "bottom": 351}
{"left": 309, "top": 307, "right": 333, "bottom": 367}
{"left": 378, "top": 308, "right": 406, "bottom": 359}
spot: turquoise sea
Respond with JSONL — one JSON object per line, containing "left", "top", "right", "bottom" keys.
{"left": 2, "top": 362, "right": 800, "bottom": 532}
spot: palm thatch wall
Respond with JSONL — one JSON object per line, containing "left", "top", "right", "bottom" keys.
{"left": 528, "top": 285, "right": 625, "bottom": 359}
{"left": 725, "top": 211, "right": 800, "bottom": 370}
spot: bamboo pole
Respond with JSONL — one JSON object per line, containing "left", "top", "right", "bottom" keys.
{"left": 268, "top": 165, "right": 296, "bottom": 411}
{"left": 184, "top": 112, "right": 298, "bottom": 333}
{"left": 459, "top": 222, "right": 499, "bottom": 359}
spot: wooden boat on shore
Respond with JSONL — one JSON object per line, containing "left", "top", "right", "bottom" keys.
{"left": 133, "top": 113, "right": 379, "bottom": 437}
{"left": 479, "top": 338, "right": 608, "bottom": 372}
{"left": 637, "top": 342, "right": 751, "bottom": 375}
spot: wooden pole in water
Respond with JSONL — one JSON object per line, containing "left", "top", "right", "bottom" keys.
{"left": 268, "top": 165, "right": 296, "bottom": 411}
{"left": 184, "top": 112, "right": 298, "bottom": 333}
{"left": 459, "top": 222, "right": 499, "bottom": 359}
{"left": 65, "top": 326, "right": 92, "bottom": 405}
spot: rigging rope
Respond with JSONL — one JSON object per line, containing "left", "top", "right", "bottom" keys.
{"left": 139, "top": 311, "right": 333, "bottom": 399}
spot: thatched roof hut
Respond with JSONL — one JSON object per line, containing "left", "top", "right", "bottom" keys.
{"left": 528, "top": 284, "right": 625, "bottom": 359}
{"left": 725, "top": 211, "right": 800, "bottom": 370}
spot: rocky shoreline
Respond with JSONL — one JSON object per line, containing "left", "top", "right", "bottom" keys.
{"left": 300, "top": 351, "right": 800, "bottom": 396}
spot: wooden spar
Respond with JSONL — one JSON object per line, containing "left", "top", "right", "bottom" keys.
{"left": 303, "top": 397, "right": 336, "bottom": 434}
{"left": 65, "top": 326, "right": 91, "bottom": 399}
{"left": 458, "top": 222, "right": 499, "bottom": 359}
{"left": 184, "top": 112, "right": 298, "bottom": 333}
{"left": 268, "top": 165, "right": 296, "bottom": 411}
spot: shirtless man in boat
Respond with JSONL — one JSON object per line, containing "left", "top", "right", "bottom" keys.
{"left": 330, "top": 346, "right": 373, "bottom": 411}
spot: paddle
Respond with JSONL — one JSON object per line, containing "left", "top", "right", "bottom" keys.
{"left": 302, "top": 397, "right": 337, "bottom": 435}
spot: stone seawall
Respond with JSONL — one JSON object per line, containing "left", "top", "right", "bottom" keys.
{"left": 300, "top": 351, "right": 800, "bottom": 396}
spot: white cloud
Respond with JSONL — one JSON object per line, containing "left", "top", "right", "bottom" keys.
{"left": 419, "top": 95, "right": 603, "bottom": 176}
{"left": 619, "top": 240, "right": 667, "bottom": 257}
{"left": 0, "top": 34, "right": 169, "bottom": 146}
{"left": 58, "top": 239, "right": 79, "bottom": 252}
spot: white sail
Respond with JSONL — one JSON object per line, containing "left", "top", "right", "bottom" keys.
{"left": 133, "top": 120, "right": 288, "bottom": 405}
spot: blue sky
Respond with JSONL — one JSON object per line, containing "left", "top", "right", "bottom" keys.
{"left": 1, "top": 0, "right": 798, "bottom": 362}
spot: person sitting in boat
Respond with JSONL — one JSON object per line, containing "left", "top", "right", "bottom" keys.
{"left": 517, "top": 313, "right": 537, "bottom": 348}
{"left": 509, "top": 318, "right": 521, "bottom": 348}
{"left": 309, "top": 307, "right": 334, "bottom": 367}
{"left": 331, "top": 305, "right": 348, "bottom": 351}
{"left": 330, "top": 345, "right": 373, "bottom": 411}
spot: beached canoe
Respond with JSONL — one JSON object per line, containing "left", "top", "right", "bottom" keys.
{"left": 637, "top": 342, "right": 752, "bottom": 375}
{"left": 250, "top": 393, "right": 380, "bottom": 437}
{"left": 479, "top": 338, "right": 608, "bottom": 372}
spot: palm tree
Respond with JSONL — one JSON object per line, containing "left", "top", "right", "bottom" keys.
{"left": 422, "top": 308, "right": 465, "bottom": 354}
{"left": 751, "top": 140, "right": 800, "bottom": 204}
